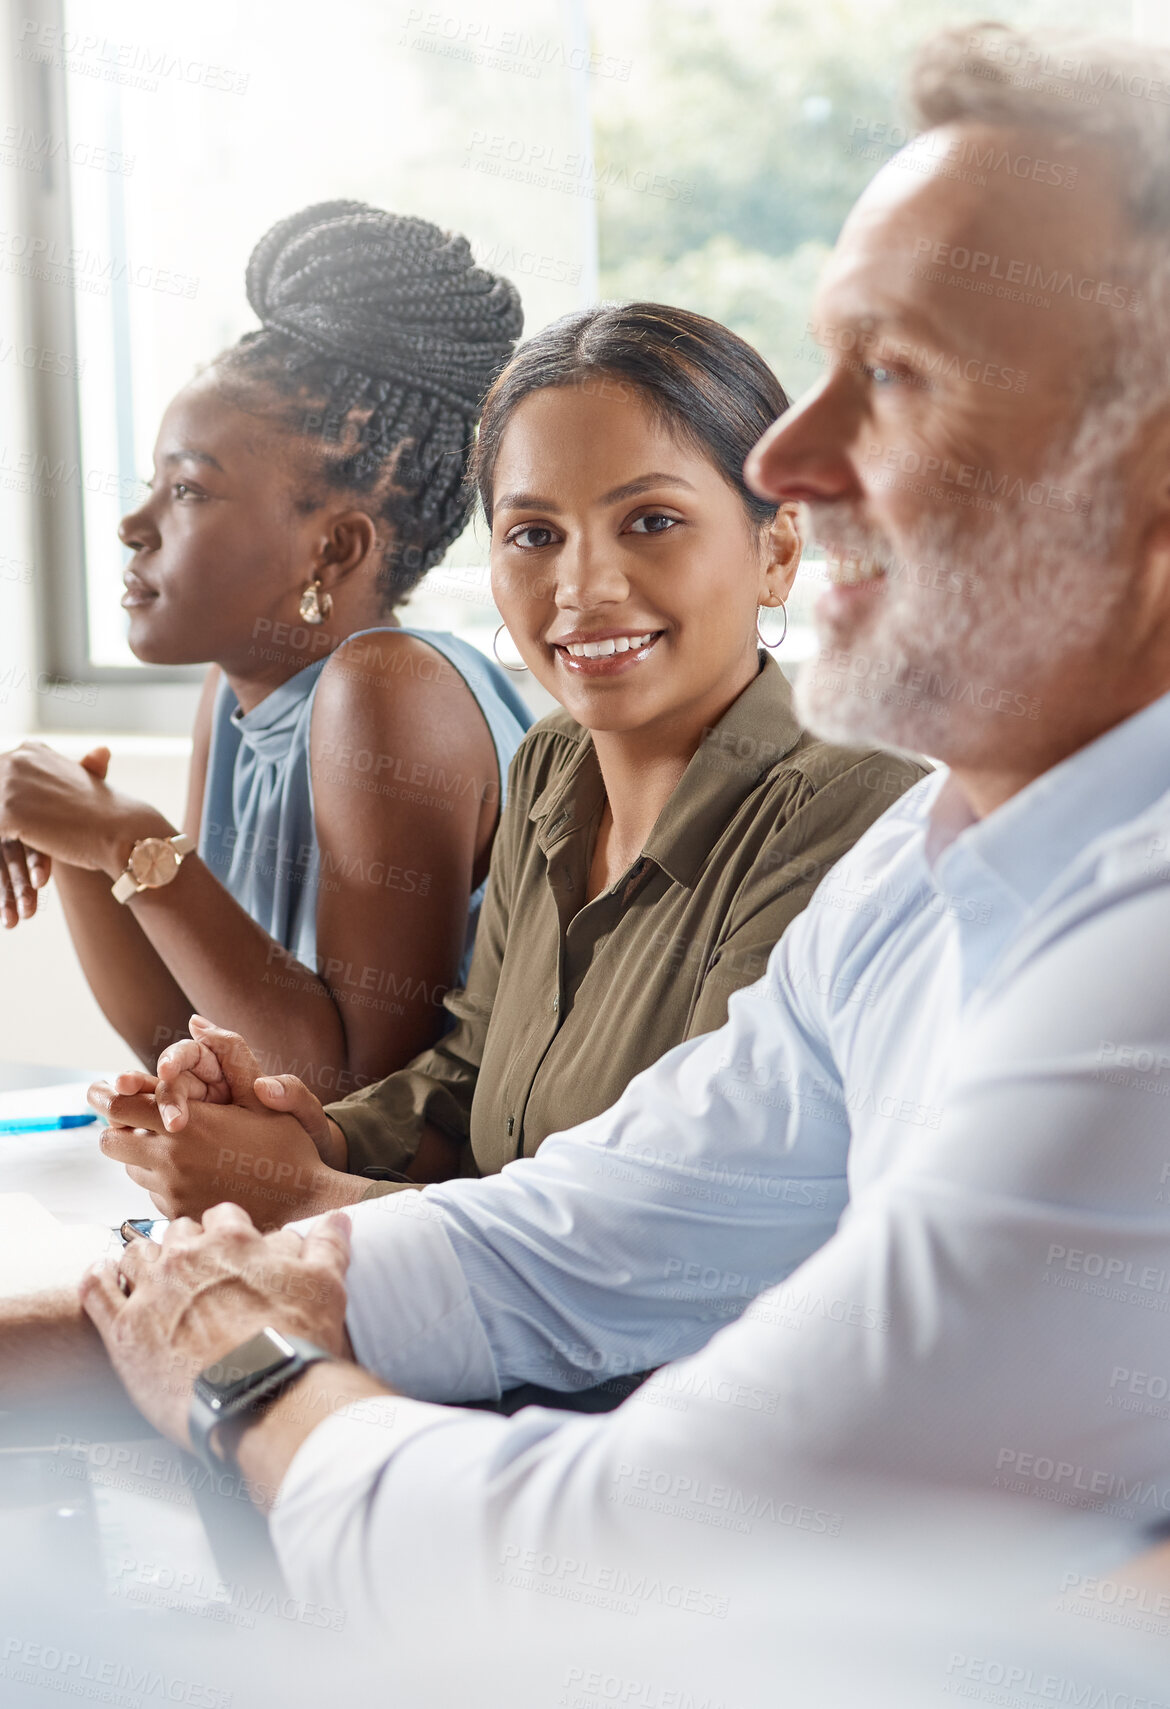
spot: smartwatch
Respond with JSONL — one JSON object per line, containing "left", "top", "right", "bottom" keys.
{"left": 188, "top": 1327, "right": 333, "bottom": 1470}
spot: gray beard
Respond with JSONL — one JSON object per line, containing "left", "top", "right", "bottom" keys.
{"left": 793, "top": 432, "right": 1130, "bottom": 761}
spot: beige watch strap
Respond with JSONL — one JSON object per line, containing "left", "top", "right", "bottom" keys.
{"left": 111, "top": 833, "right": 196, "bottom": 905}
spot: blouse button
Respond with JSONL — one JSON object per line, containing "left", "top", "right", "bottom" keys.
{"left": 552, "top": 993, "right": 560, "bottom": 1012}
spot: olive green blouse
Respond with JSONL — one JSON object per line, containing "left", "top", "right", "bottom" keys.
{"left": 327, "top": 654, "right": 927, "bottom": 1184}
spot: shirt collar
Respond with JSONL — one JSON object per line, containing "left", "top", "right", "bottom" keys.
{"left": 229, "top": 655, "right": 329, "bottom": 761}
{"left": 528, "top": 730, "right": 606, "bottom": 851}
{"left": 645, "top": 655, "right": 805, "bottom": 886}
{"left": 530, "top": 654, "right": 805, "bottom": 887}
{"left": 929, "top": 686, "right": 1170, "bottom": 910}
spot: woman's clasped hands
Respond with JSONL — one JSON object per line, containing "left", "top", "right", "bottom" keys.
{"left": 87, "top": 1014, "right": 362, "bottom": 1225}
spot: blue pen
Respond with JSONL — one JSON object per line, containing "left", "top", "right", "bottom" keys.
{"left": 0, "top": 1113, "right": 99, "bottom": 1135}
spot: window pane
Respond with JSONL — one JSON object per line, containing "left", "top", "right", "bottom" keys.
{"left": 55, "top": 0, "right": 599, "bottom": 667}
{"left": 589, "top": 0, "right": 1136, "bottom": 655}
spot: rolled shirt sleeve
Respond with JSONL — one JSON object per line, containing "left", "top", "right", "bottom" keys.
{"left": 325, "top": 979, "right": 491, "bottom": 1179}
{"left": 318, "top": 929, "right": 852, "bottom": 1403}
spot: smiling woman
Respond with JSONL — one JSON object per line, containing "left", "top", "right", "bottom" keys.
{"left": 91, "top": 306, "right": 928, "bottom": 1288}
{"left": 0, "top": 201, "right": 530, "bottom": 1096}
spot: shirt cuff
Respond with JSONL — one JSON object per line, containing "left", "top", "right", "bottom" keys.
{"left": 291, "top": 1193, "right": 500, "bottom": 1404}
{"left": 359, "top": 1179, "right": 416, "bottom": 1200}
{"left": 326, "top": 1092, "right": 422, "bottom": 1176}
{"left": 269, "top": 1393, "right": 459, "bottom": 1606}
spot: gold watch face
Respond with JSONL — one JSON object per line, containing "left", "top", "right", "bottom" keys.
{"left": 128, "top": 838, "right": 180, "bottom": 888}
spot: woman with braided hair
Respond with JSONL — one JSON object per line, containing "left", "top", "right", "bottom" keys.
{"left": 0, "top": 201, "right": 530, "bottom": 1101}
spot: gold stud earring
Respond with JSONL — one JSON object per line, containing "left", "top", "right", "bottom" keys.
{"left": 299, "top": 579, "right": 333, "bottom": 625}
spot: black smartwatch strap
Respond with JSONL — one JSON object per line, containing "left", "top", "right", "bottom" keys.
{"left": 189, "top": 1332, "right": 332, "bottom": 1472}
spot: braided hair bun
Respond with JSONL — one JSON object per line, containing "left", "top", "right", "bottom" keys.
{"left": 245, "top": 200, "right": 523, "bottom": 414}
{"left": 218, "top": 200, "right": 523, "bottom": 605}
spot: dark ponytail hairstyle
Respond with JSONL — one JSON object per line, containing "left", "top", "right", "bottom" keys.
{"left": 472, "top": 302, "right": 791, "bottom": 529}
{"left": 214, "top": 201, "right": 523, "bottom": 606}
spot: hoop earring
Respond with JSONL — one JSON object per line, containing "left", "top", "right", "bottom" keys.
{"left": 299, "top": 579, "right": 333, "bottom": 625}
{"left": 492, "top": 622, "right": 528, "bottom": 674}
{"left": 757, "top": 602, "right": 787, "bottom": 650}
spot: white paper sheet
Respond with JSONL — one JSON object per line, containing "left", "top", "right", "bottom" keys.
{"left": 0, "top": 1193, "right": 119, "bottom": 1296}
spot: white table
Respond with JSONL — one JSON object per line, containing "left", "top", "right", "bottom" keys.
{"left": 0, "top": 1064, "right": 155, "bottom": 1295}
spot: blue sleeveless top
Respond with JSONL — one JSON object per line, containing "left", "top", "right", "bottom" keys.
{"left": 198, "top": 627, "right": 531, "bottom": 982}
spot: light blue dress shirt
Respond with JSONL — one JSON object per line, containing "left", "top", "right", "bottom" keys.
{"left": 198, "top": 626, "right": 530, "bottom": 981}
{"left": 277, "top": 688, "right": 1170, "bottom": 1626}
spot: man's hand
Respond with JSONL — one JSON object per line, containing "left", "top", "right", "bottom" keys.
{"left": 79, "top": 1204, "right": 355, "bottom": 1453}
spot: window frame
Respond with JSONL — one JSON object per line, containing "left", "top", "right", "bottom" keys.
{"left": 11, "top": 0, "right": 204, "bottom": 734}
